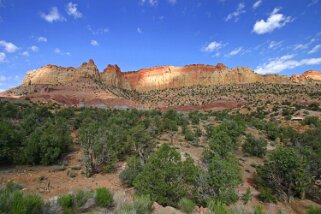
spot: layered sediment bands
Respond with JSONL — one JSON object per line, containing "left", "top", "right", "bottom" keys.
{"left": 22, "top": 59, "right": 321, "bottom": 92}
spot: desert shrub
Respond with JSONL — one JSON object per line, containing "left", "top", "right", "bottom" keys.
{"left": 58, "top": 194, "right": 73, "bottom": 213}
{"left": 302, "top": 116, "right": 321, "bottom": 127}
{"left": 23, "top": 118, "right": 72, "bottom": 165}
{"left": 254, "top": 205, "right": 266, "bottom": 214}
{"left": 255, "top": 147, "right": 310, "bottom": 201}
{"left": 242, "top": 187, "right": 252, "bottom": 204}
{"left": 74, "top": 190, "right": 93, "bottom": 208}
{"left": 199, "top": 156, "right": 241, "bottom": 205}
{"left": 120, "top": 156, "right": 143, "bottom": 187}
{"left": 307, "top": 103, "right": 320, "bottom": 111}
{"left": 133, "top": 144, "right": 199, "bottom": 207}
{"left": 204, "top": 131, "right": 234, "bottom": 159}
{"left": 242, "top": 135, "right": 267, "bottom": 157}
{"left": 95, "top": 187, "right": 113, "bottom": 208}
{"left": 0, "top": 182, "right": 44, "bottom": 214}
{"left": 115, "top": 195, "right": 152, "bottom": 214}
{"left": 0, "top": 119, "right": 21, "bottom": 163}
{"left": 132, "top": 195, "right": 153, "bottom": 214}
{"left": 188, "top": 111, "right": 200, "bottom": 125}
{"left": 307, "top": 206, "right": 321, "bottom": 214}
{"left": 207, "top": 200, "right": 232, "bottom": 214}
{"left": 178, "top": 198, "right": 195, "bottom": 214}
{"left": 183, "top": 125, "right": 195, "bottom": 142}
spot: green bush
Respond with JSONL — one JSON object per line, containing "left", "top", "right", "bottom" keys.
{"left": 0, "top": 182, "right": 44, "bottom": 214}
{"left": 115, "top": 195, "right": 152, "bottom": 214}
{"left": 255, "top": 147, "right": 310, "bottom": 201}
{"left": 58, "top": 194, "right": 73, "bottom": 213}
{"left": 178, "top": 198, "right": 195, "bottom": 214}
{"left": 307, "top": 206, "right": 321, "bottom": 214}
{"left": 207, "top": 200, "right": 232, "bottom": 214}
{"left": 74, "top": 190, "right": 93, "bottom": 208}
{"left": 242, "top": 187, "right": 252, "bottom": 204}
{"left": 95, "top": 187, "right": 113, "bottom": 207}
{"left": 133, "top": 144, "right": 199, "bottom": 206}
{"left": 242, "top": 135, "right": 267, "bottom": 157}
{"left": 254, "top": 205, "right": 266, "bottom": 214}
{"left": 302, "top": 116, "right": 321, "bottom": 127}
{"left": 120, "top": 156, "right": 143, "bottom": 187}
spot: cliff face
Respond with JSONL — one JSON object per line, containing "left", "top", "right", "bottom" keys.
{"left": 23, "top": 59, "right": 99, "bottom": 85}
{"left": 22, "top": 60, "right": 320, "bottom": 92}
{"left": 290, "top": 70, "right": 321, "bottom": 83}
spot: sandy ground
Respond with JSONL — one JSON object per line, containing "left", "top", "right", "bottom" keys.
{"left": 0, "top": 145, "right": 126, "bottom": 200}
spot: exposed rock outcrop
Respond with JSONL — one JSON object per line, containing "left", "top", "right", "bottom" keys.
{"left": 22, "top": 60, "right": 321, "bottom": 92}
{"left": 290, "top": 70, "right": 321, "bottom": 83}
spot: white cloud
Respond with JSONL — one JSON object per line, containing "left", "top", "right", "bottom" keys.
{"left": 0, "top": 40, "right": 18, "bottom": 53}
{"left": 308, "top": 44, "right": 321, "bottom": 54}
{"left": 41, "top": 7, "right": 65, "bottom": 23}
{"left": 54, "top": 48, "right": 70, "bottom": 56}
{"left": 22, "top": 51, "right": 29, "bottom": 57}
{"left": 66, "top": 2, "right": 82, "bottom": 19}
{"left": 202, "top": 41, "right": 223, "bottom": 53}
{"left": 0, "top": 52, "right": 6, "bottom": 62}
{"left": 37, "top": 36, "right": 47, "bottom": 42}
{"left": 227, "top": 47, "right": 243, "bottom": 56}
{"left": 30, "top": 46, "right": 39, "bottom": 52}
{"left": 255, "top": 55, "right": 321, "bottom": 74}
{"left": 253, "top": 8, "right": 292, "bottom": 34}
{"left": 137, "top": 27, "right": 143, "bottom": 34}
{"left": 140, "top": 0, "right": 158, "bottom": 6}
{"left": 90, "top": 40, "right": 99, "bottom": 46}
{"left": 225, "top": 3, "right": 246, "bottom": 22}
{"left": 252, "top": 0, "right": 262, "bottom": 9}
{"left": 54, "top": 48, "right": 61, "bottom": 54}
{"left": 87, "top": 25, "right": 109, "bottom": 35}
{"left": 294, "top": 43, "right": 309, "bottom": 50}
{"left": 268, "top": 41, "right": 283, "bottom": 49}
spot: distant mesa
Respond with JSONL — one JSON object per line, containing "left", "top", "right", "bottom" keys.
{"left": 21, "top": 59, "right": 321, "bottom": 92}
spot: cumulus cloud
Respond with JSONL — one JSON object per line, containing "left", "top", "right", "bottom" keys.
{"left": 308, "top": 44, "right": 321, "bottom": 54}
{"left": 0, "top": 52, "right": 6, "bottom": 62}
{"left": 225, "top": 3, "right": 246, "bottom": 22}
{"left": 0, "top": 40, "right": 18, "bottom": 53}
{"left": 253, "top": 8, "right": 292, "bottom": 34}
{"left": 66, "top": 2, "right": 82, "bottom": 19}
{"left": 37, "top": 36, "right": 47, "bottom": 42}
{"left": 22, "top": 51, "right": 29, "bottom": 57}
{"left": 54, "top": 48, "right": 70, "bottom": 56}
{"left": 137, "top": 27, "right": 143, "bottom": 34}
{"left": 41, "top": 7, "right": 65, "bottom": 23}
{"left": 90, "top": 40, "right": 99, "bottom": 46}
{"left": 255, "top": 55, "right": 321, "bottom": 74}
{"left": 227, "top": 47, "right": 243, "bottom": 56}
{"left": 252, "top": 0, "right": 262, "bottom": 9}
{"left": 30, "top": 46, "right": 39, "bottom": 52}
{"left": 202, "top": 41, "right": 223, "bottom": 53}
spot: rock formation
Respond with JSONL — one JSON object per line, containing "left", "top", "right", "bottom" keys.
{"left": 290, "top": 70, "right": 321, "bottom": 83}
{"left": 22, "top": 59, "right": 318, "bottom": 92}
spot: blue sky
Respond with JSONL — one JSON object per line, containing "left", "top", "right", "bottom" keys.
{"left": 0, "top": 0, "right": 321, "bottom": 90}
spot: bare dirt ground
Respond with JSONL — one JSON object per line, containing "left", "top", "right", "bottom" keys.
{"left": 0, "top": 145, "right": 126, "bottom": 200}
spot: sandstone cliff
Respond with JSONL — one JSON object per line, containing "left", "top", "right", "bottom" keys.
{"left": 290, "top": 70, "right": 321, "bottom": 83}
{"left": 22, "top": 60, "right": 320, "bottom": 92}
